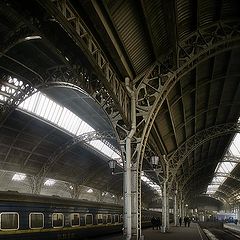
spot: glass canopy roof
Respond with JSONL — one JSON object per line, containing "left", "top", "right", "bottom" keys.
{"left": 0, "top": 77, "right": 161, "bottom": 195}
{"left": 206, "top": 132, "right": 240, "bottom": 195}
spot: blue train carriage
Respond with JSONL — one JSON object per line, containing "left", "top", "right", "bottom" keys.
{"left": 0, "top": 191, "right": 164, "bottom": 239}
{"left": 0, "top": 191, "right": 124, "bottom": 239}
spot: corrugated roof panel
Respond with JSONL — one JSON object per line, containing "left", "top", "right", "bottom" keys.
{"left": 176, "top": 0, "right": 194, "bottom": 41}
{"left": 144, "top": 0, "right": 170, "bottom": 57}
{"left": 108, "top": 0, "right": 154, "bottom": 74}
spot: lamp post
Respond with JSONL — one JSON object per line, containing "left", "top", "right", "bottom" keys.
{"left": 151, "top": 156, "right": 159, "bottom": 169}
{"left": 108, "top": 159, "right": 117, "bottom": 173}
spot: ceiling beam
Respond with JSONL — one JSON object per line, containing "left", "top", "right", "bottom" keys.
{"left": 139, "top": 0, "right": 158, "bottom": 60}
{"left": 91, "top": 0, "right": 134, "bottom": 79}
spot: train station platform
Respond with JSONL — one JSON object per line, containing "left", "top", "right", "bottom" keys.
{"left": 95, "top": 223, "right": 208, "bottom": 240}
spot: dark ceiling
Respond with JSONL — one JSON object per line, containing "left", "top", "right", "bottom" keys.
{"left": 0, "top": 0, "right": 240, "bottom": 207}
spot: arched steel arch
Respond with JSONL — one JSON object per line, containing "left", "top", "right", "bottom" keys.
{"left": 178, "top": 151, "right": 240, "bottom": 190}
{"left": 167, "top": 123, "right": 240, "bottom": 188}
{"left": 134, "top": 20, "right": 240, "bottom": 235}
{"left": 198, "top": 194, "right": 229, "bottom": 205}
{"left": 31, "top": 130, "right": 117, "bottom": 194}
{"left": 0, "top": 66, "right": 129, "bottom": 139}
{"left": 215, "top": 172, "right": 240, "bottom": 183}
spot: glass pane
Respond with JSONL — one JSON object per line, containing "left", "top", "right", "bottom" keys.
{"left": 1, "top": 213, "right": 18, "bottom": 230}
{"left": 80, "top": 215, "right": 85, "bottom": 225}
{"left": 45, "top": 100, "right": 54, "bottom": 119}
{"left": 103, "top": 215, "right": 107, "bottom": 224}
{"left": 115, "top": 215, "right": 119, "bottom": 223}
{"left": 30, "top": 213, "right": 44, "bottom": 229}
{"left": 53, "top": 105, "right": 62, "bottom": 123}
{"left": 97, "top": 214, "right": 103, "bottom": 224}
{"left": 49, "top": 102, "right": 57, "bottom": 121}
{"left": 70, "top": 213, "right": 80, "bottom": 227}
{"left": 52, "top": 213, "right": 64, "bottom": 227}
{"left": 35, "top": 95, "right": 45, "bottom": 115}
{"left": 58, "top": 108, "right": 68, "bottom": 126}
{"left": 85, "top": 215, "right": 92, "bottom": 225}
{"left": 107, "top": 214, "right": 111, "bottom": 223}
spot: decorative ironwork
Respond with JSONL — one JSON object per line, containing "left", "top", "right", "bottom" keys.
{"left": 36, "top": 0, "right": 130, "bottom": 125}
{"left": 133, "top": 20, "right": 240, "bottom": 233}
{"left": 167, "top": 123, "right": 240, "bottom": 188}
{"left": 34, "top": 131, "right": 117, "bottom": 189}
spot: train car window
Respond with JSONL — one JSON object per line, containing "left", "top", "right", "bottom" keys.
{"left": 120, "top": 214, "right": 123, "bottom": 223}
{"left": 97, "top": 214, "right": 103, "bottom": 224}
{"left": 103, "top": 214, "right": 107, "bottom": 224}
{"left": 85, "top": 214, "right": 93, "bottom": 225}
{"left": 29, "top": 213, "right": 44, "bottom": 229}
{"left": 80, "top": 215, "right": 85, "bottom": 225}
{"left": 0, "top": 212, "right": 19, "bottom": 230}
{"left": 70, "top": 213, "right": 80, "bottom": 227}
{"left": 52, "top": 213, "right": 64, "bottom": 228}
{"left": 107, "top": 214, "right": 112, "bottom": 224}
{"left": 114, "top": 214, "right": 119, "bottom": 223}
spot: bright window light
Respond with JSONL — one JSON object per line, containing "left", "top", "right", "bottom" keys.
{"left": 44, "top": 179, "right": 56, "bottom": 186}
{"left": 206, "top": 132, "right": 240, "bottom": 195}
{"left": 87, "top": 188, "right": 93, "bottom": 193}
{"left": 25, "top": 36, "right": 42, "bottom": 40}
{"left": 141, "top": 172, "right": 161, "bottom": 196}
{"left": 69, "top": 185, "right": 73, "bottom": 190}
{"left": 12, "top": 173, "right": 26, "bottom": 181}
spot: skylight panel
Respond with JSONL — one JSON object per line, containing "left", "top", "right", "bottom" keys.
{"left": 101, "top": 144, "right": 114, "bottom": 157}
{"left": 87, "top": 188, "right": 93, "bottom": 193}
{"left": 12, "top": 173, "right": 26, "bottom": 181}
{"left": 35, "top": 94, "right": 45, "bottom": 115}
{"left": 45, "top": 100, "right": 54, "bottom": 119}
{"left": 214, "top": 176, "right": 226, "bottom": 183}
{"left": 111, "top": 151, "right": 120, "bottom": 159}
{"left": 44, "top": 179, "right": 56, "bottom": 186}
{"left": 68, "top": 115, "right": 78, "bottom": 134}
{"left": 52, "top": 104, "right": 62, "bottom": 123}
{"left": 206, "top": 134, "right": 240, "bottom": 195}
{"left": 230, "top": 135, "right": 240, "bottom": 156}
{"left": 58, "top": 107, "right": 68, "bottom": 127}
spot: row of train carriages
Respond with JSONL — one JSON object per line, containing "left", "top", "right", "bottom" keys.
{"left": 0, "top": 191, "right": 166, "bottom": 239}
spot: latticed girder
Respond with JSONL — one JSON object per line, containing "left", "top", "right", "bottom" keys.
{"left": 167, "top": 123, "right": 240, "bottom": 189}
{"left": 35, "top": 0, "right": 130, "bottom": 126}
{"left": 134, "top": 19, "right": 240, "bottom": 169}
{"left": 222, "top": 154, "right": 240, "bottom": 163}
{"left": 37, "top": 130, "right": 118, "bottom": 179}
{"left": 0, "top": 76, "right": 37, "bottom": 122}
{"left": 215, "top": 172, "right": 240, "bottom": 182}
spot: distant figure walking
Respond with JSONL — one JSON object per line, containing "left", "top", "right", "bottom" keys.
{"left": 151, "top": 216, "right": 156, "bottom": 230}
{"left": 187, "top": 217, "right": 191, "bottom": 227}
{"left": 156, "top": 217, "right": 161, "bottom": 230}
{"left": 184, "top": 216, "right": 188, "bottom": 227}
{"left": 179, "top": 217, "right": 182, "bottom": 226}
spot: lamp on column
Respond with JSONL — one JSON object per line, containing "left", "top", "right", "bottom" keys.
{"left": 151, "top": 156, "right": 159, "bottom": 169}
{"left": 108, "top": 159, "right": 117, "bottom": 173}
{"left": 108, "top": 159, "right": 123, "bottom": 175}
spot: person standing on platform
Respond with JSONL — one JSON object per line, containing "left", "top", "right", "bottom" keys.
{"left": 187, "top": 217, "right": 191, "bottom": 227}
{"left": 184, "top": 216, "right": 188, "bottom": 227}
{"left": 179, "top": 217, "right": 182, "bottom": 226}
{"left": 156, "top": 217, "right": 161, "bottom": 230}
{"left": 151, "top": 216, "right": 156, "bottom": 230}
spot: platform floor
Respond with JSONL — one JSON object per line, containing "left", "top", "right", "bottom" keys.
{"left": 94, "top": 223, "right": 208, "bottom": 240}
